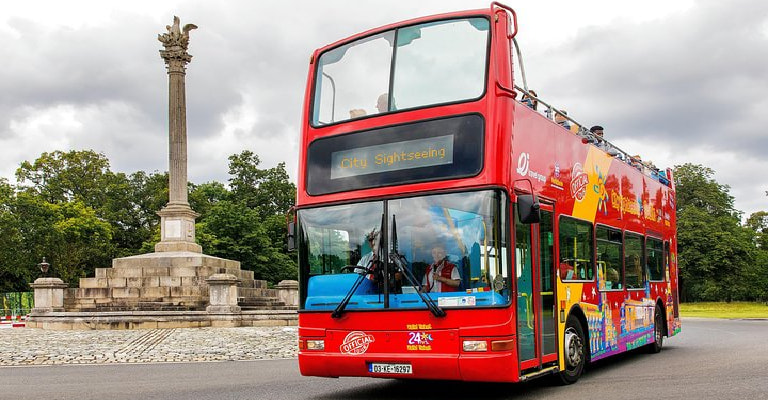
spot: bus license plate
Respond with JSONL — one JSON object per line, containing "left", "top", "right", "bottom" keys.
{"left": 369, "top": 363, "right": 412, "bottom": 374}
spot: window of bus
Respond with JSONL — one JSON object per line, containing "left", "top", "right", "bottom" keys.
{"left": 387, "top": 190, "right": 509, "bottom": 308}
{"left": 558, "top": 217, "right": 594, "bottom": 281}
{"left": 298, "top": 190, "right": 510, "bottom": 311}
{"left": 391, "top": 18, "right": 489, "bottom": 111}
{"left": 624, "top": 233, "right": 645, "bottom": 289}
{"left": 298, "top": 201, "right": 385, "bottom": 311}
{"left": 596, "top": 226, "right": 623, "bottom": 290}
{"left": 311, "top": 17, "right": 490, "bottom": 126}
{"left": 646, "top": 237, "right": 664, "bottom": 282}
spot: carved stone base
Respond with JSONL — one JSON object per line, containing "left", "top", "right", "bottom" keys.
{"left": 30, "top": 278, "right": 68, "bottom": 314}
{"left": 156, "top": 202, "right": 201, "bottom": 253}
{"left": 155, "top": 241, "right": 203, "bottom": 253}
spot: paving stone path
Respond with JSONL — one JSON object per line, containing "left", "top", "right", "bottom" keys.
{"left": 0, "top": 326, "right": 298, "bottom": 366}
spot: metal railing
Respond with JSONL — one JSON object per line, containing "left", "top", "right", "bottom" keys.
{"left": 513, "top": 85, "right": 671, "bottom": 186}
{"left": 1, "top": 292, "right": 34, "bottom": 317}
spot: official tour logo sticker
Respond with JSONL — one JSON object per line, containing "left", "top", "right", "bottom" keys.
{"left": 340, "top": 331, "right": 375, "bottom": 354}
{"left": 570, "top": 162, "right": 589, "bottom": 202}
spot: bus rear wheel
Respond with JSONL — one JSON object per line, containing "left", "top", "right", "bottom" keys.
{"left": 558, "top": 314, "right": 586, "bottom": 385}
{"left": 647, "top": 304, "right": 664, "bottom": 354}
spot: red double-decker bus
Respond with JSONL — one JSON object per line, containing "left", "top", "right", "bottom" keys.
{"left": 294, "top": 3, "right": 680, "bottom": 384}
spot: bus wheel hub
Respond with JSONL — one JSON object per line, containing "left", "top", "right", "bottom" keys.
{"left": 564, "top": 328, "right": 583, "bottom": 368}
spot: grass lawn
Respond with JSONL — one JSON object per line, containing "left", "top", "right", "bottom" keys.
{"left": 679, "top": 302, "right": 768, "bottom": 319}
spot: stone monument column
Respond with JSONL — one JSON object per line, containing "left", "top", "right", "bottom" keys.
{"left": 156, "top": 16, "right": 202, "bottom": 253}
{"left": 45, "top": 16, "right": 290, "bottom": 319}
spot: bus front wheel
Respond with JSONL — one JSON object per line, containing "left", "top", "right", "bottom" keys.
{"left": 558, "top": 314, "right": 586, "bottom": 385}
{"left": 647, "top": 304, "right": 664, "bottom": 354}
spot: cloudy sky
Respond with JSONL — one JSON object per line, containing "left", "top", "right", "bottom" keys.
{"left": 1, "top": 0, "right": 766, "bottom": 217}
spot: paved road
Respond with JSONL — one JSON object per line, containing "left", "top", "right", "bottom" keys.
{"left": 0, "top": 326, "right": 298, "bottom": 365}
{"left": 1, "top": 319, "right": 766, "bottom": 400}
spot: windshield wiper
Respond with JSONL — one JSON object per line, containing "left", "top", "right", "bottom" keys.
{"left": 391, "top": 214, "right": 445, "bottom": 318}
{"left": 331, "top": 259, "right": 378, "bottom": 319}
{"left": 389, "top": 251, "right": 445, "bottom": 317}
{"left": 332, "top": 218, "right": 385, "bottom": 319}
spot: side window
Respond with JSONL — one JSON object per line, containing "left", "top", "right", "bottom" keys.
{"left": 646, "top": 237, "right": 664, "bottom": 281}
{"left": 558, "top": 217, "right": 594, "bottom": 281}
{"left": 596, "top": 226, "right": 623, "bottom": 290}
{"left": 624, "top": 233, "right": 644, "bottom": 289}
{"left": 306, "top": 227, "right": 351, "bottom": 275}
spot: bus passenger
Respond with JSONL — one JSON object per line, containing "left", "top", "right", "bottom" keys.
{"left": 590, "top": 125, "right": 604, "bottom": 141}
{"left": 422, "top": 246, "right": 461, "bottom": 293}
{"left": 606, "top": 266, "right": 620, "bottom": 289}
{"left": 555, "top": 111, "right": 571, "bottom": 130}
{"left": 590, "top": 126, "right": 606, "bottom": 148}
{"left": 559, "top": 260, "right": 574, "bottom": 280}
{"left": 376, "top": 93, "right": 389, "bottom": 113}
{"left": 521, "top": 90, "right": 538, "bottom": 110}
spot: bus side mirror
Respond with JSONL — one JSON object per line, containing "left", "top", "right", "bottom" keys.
{"left": 517, "top": 194, "right": 541, "bottom": 224}
{"left": 287, "top": 221, "right": 296, "bottom": 252}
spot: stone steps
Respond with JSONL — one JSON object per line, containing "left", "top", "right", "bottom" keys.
{"left": 66, "top": 252, "right": 287, "bottom": 312}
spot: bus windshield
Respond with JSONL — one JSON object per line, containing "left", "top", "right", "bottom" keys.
{"left": 312, "top": 17, "right": 490, "bottom": 125}
{"left": 299, "top": 190, "right": 510, "bottom": 312}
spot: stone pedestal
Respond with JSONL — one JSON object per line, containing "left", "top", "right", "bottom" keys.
{"left": 155, "top": 204, "right": 202, "bottom": 253}
{"left": 206, "top": 274, "right": 241, "bottom": 313}
{"left": 276, "top": 280, "right": 299, "bottom": 307}
{"left": 30, "top": 278, "right": 68, "bottom": 313}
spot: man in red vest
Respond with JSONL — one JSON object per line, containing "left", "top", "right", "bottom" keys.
{"left": 422, "top": 245, "right": 461, "bottom": 293}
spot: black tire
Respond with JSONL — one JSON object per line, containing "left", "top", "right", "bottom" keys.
{"left": 558, "top": 314, "right": 586, "bottom": 384}
{"left": 647, "top": 304, "right": 664, "bottom": 354}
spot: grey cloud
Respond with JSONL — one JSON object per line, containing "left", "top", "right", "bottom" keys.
{"left": 1, "top": 0, "right": 764, "bottom": 217}
{"left": 533, "top": 0, "right": 768, "bottom": 161}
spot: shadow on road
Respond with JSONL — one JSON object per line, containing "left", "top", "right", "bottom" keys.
{"left": 306, "top": 345, "right": 685, "bottom": 400}
{"left": 585, "top": 344, "right": 681, "bottom": 376}
{"left": 307, "top": 378, "right": 551, "bottom": 400}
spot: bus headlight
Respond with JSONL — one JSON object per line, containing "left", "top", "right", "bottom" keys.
{"left": 299, "top": 339, "right": 325, "bottom": 351}
{"left": 306, "top": 339, "right": 325, "bottom": 350}
{"left": 462, "top": 340, "right": 488, "bottom": 352}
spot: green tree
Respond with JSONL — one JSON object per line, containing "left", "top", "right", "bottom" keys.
{"left": 227, "top": 151, "right": 296, "bottom": 218}
{"left": 674, "top": 163, "right": 758, "bottom": 302}
{"left": 2, "top": 149, "right": 298, "bottom": 289}
{"left": 223, "top": 150, "right": 297, "bottom": 282}
{"left": 49, "top": 201, "right": 113, "bottom": 284}
{"left": 14, "top": 151, "right": 170, "bottom": 260}
{"left": 7, "top": 193, "right": 112, "bottom": 287}
{"left": 15, "top": 150, "right": 112, "bottom": 206}
{"left": 746, "top": 211, "right": 768, "bottom": 248}
{"left": 189, "top": 181, "right": 230, "bottom": 217}
{"left": 0, "top": 179, "right": 30, "bottom": 291}
{"left": 197, "top": 200, "right": 297, "bottom": 282}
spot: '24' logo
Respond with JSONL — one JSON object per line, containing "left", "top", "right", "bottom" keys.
{"left": 407, "top": 331, "right": 433, "bottom": 345}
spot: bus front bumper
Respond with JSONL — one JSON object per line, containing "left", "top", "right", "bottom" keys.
{"left": 299, "top": 351, "right": 520, "bottom": 382}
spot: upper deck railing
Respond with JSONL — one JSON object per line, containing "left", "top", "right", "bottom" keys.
{"left": 513, "top": 85, "right": 671, "bottom": 187}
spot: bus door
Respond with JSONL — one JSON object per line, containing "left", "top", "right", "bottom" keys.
{"left": 536, "top": 206, "right": 558, "bottom": 365}
{"left": 515, "top": 204, "right": 537, "bottom": 370}
{"left": 515, "top": 203, "right": 558, "bottom": 371}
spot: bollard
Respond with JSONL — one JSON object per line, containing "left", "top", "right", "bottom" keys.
{"left": 206, "top": 274, "right": 241, "bottom": 313}
{"left": 29, "top": 278, "right": 68, "bottom": 314}
{"left": 276, "top": 280, "right": 299, "bottom": 307}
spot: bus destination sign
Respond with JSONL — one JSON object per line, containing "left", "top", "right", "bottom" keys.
{"left": 330, "top": 135, "right": 454, "bottom": 179}
{"left": 306, "top": 114, "right": 484, "bottom": 195}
